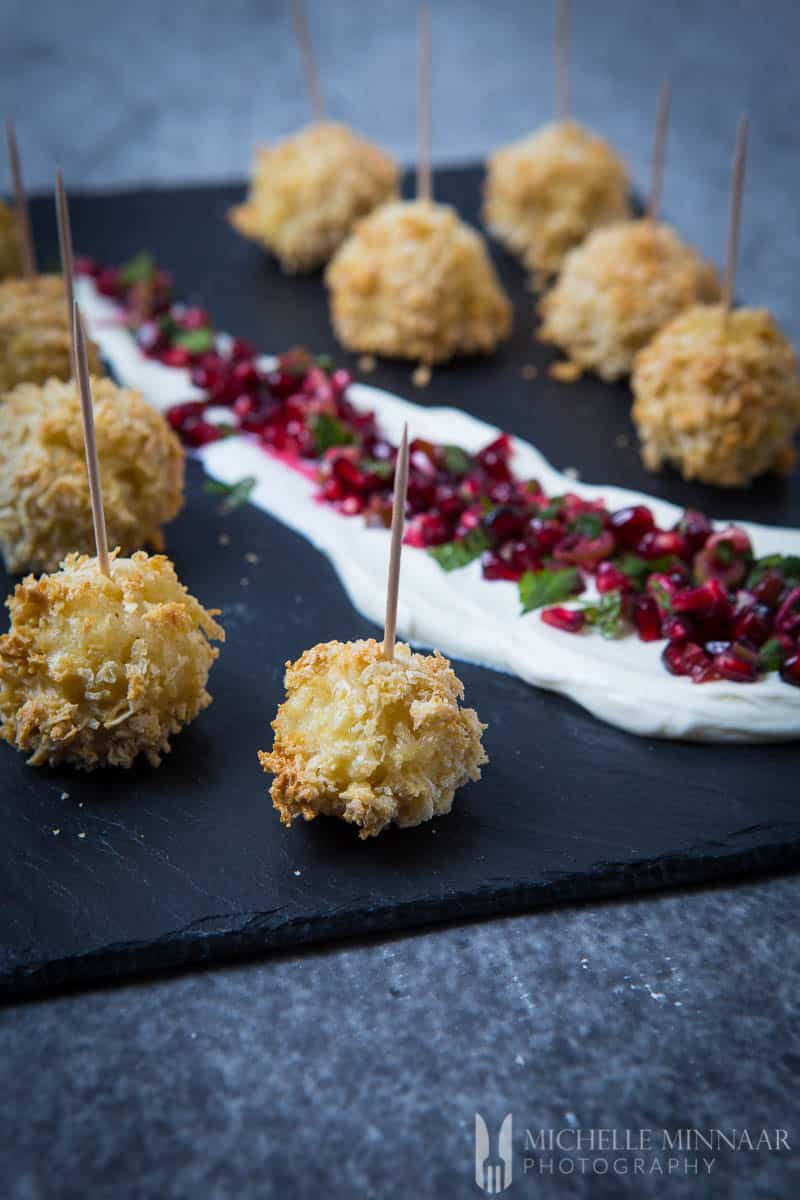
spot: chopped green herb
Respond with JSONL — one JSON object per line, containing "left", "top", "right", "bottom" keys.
{"left": 758, "top": 636, "right": 786, "bottom": 673}
{"left": 746, "top": 554, "right": 800, "bottom": 590}
{"left": 203, "top": 475, "right": 257, "bottom": 513}
{"left": 519, "top": 566, "right": 582, "bottom": 614}
{"left": 315, "top": 353, "right": 334, "bottom": 373}
{"left": 359, "top": 457, "right": 395, "bottom": 480}
{"left": 571, "top": 512, "right": 604, "bottom": 539}
{"left": 442, "top": 445, "right": 472, "bottom": 477}
{"left": 538, "top": 496, "right": 566, "bottom": 520}
{"left": 714, "top": 540, "right": 735, "bottom": 566}
{"left": 582, "top": 590, "right": 626, "bottom": 638}
{"left": 173, "top": 328, "right": 215, "bottom": 353}
{"left": 120, "top": 250, "right": 156, "bottom": 286}
{"left": 311, "top": 412, "right": 355, "bottom": 454}
{"left": 428, "top": 527, "right": 490, "bottom": 572}
{"left": 616, "top": 553, "right": 676, "bottom": 589}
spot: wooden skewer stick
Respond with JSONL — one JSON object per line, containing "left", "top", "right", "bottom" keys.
{"left": 72, "top": 301, "right": 111, "bottom": 577}
{"left": 416, "top": 4, "right": 432, "bottom": 203}
{"left": 5, "top": 118, "right": 36, "bottom": 277}
{"left": 382, "top": 424, "right": 410, "bottom": 660}
{"left": 55, "top": 169, "right": 76, "bottom": 379}
{"left": 723, "top": 114, "right": 748, "bottom": 314}
{"left": 291, "top": 0, "right": 325, "bottom": 123}
{"left": 646, "top": 81, "right": 672, "bottom": 221}
{"left": 555, "top": 0, "right": 570, "bottom": 122}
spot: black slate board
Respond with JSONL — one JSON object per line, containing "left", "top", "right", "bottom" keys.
{"left": 2, "top": 167, "right": 798, "bottom": 1001}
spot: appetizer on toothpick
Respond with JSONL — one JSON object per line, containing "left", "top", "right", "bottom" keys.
{"left": 228, "top": 0, "right": 398, "bottom": 272}
{"left": 260, "top": 425, "right": 487, "bottom": 838}
{"left": 538, "top": 82, "right": 720, "bottom": 380}
{"left": 325, "top": 7, "right": 511, "bottom": 365}
{"left": 0, "top": 128, "right": 102, "bottom": 391}
{"left": 0, "top": 303, "right": 223, "bottom": 770}
{"left": 0, "top": 179, "right": 185, "bottom": 574}
{"left": 483, "top": 0, "right": 631, "bottom": 281}
{"left": 633, "top": 117, "right": 800, "bottom": 487}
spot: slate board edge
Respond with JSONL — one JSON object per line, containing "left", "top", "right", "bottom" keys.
{"left": 4, "top": 836, "right": 798, "bottom": 1003}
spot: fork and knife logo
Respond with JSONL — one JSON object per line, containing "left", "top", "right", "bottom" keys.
{"left": 475, "top": 1112, "right": 514, "bottom": 1193}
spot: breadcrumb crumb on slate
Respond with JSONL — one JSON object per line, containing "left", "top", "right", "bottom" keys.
{"left": 484, "top": 120, "right": 631, "bottom": 277}
{"left": 632, "top": 304, "right": 800, "bottom": 487}
{"left": 259, "top": 639, "right": 488, "bottom": 839}
{"left": 325, "top": 199, "right": 512, "bottom": 364}
{"left": 538, "top": 219, "right": 720, "bottom": 381}
{"left": 228, "top": 122, "right": 399, "bottom": 273}
{"left": 0, "top": 376, "right": 185, "bottom": 574}
{"left": 0, "top": 551, "right": 224, "bottom": 770}
{"left": 0, "top": 202, "right": 21, "bottom": 281}
{"left": 0, "top": 275, "right": 102, "bottom": 391}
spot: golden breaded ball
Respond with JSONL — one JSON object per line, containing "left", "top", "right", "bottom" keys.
{"left": 632, "top": 304, "right": 800, "bottom": 487}
{"left": 0, "top": 274, "right": 103, "bottom": 391}
{"left": 0, "top": 201, "right": 21, "bottom": 280}
{"left": 484, "top": 120, "right": 631, "bottom": 279}
{"left": 0, "top": 551, "right": 224, "bottom": 769}
{"left": 259, "top": 639, "right": 488, "bottom": 839}
{"left": 538, "top": 219, "right": 720, "bottom": 381}
{"left": 0, "top": 376, "right": 185, "bottom": 574}
{"left": 228, "top": 121, "right": 399, "bottom": 272}
{"left": 325, "top": 199, "right": 512, "bottom": 364}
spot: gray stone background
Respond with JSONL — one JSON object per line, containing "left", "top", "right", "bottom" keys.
{"left": 2, "top": 2, "right": 800, "bottom": 1198}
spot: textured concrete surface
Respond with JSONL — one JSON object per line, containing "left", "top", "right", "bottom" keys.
{"left": 1, "top": 1, "right": 800, "bottom": 1196}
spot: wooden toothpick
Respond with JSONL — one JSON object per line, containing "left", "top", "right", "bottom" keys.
{"left": 646, "top": 81, "right": 672, "bottom": 221}
{"left": 73, "top": 301, "right": 111, "bottom": 577}
{"left": 723, "top": 114, "right": 748, "bottom": 314}
{"left": 291, "top": 0, "right": 325, "bottom": 123}
{"left": 383, "top": 424, "right": 410, "bottom": 660}
{"left": 5, "top": 118, "right": 36, "bottom": 277}
{"left": 416, "top": 5, "right": 432, "bottom": 203}
{"left": 55, "top": 170, "right": 76, "bottom": 379}
{"left": 555, "top": 0, "right": 570, "bottom": 122}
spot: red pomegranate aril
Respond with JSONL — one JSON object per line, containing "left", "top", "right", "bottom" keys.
{"left": 634, "top": 595, "right": 661, "bottom": 641}
{"left": 180, "top": 305, "right": 211, "bottom": 330}
{"left": 733, "top": 604, "right": 772, "bottom": 648}
{"left": 637, "top": 529, "right": 690, "bottom": 561}
{"left": 229, "top": 337, "right": 255, "bottom": 363}
{"left": 525, "top": 517, "right": 561, "bottom": 555}
{"left": 554, "top": 529, "right": 615, "bottom": 568}
{"left": 775, "top": 586, "right": 800, "bottom": 639}
{"left": 752, "top": 569, "right": 786, "bottom": 607}
{"left": 780, "top": 653, "right": 800, "bottom": 686}
{"left": 182, "top": 418, "right": 221, "bottom": 447}
{"left": 405, "top": 513, "right": 450, "bottom": 548}
{"left": 714, "top": 649, "right": 758, "bottom": 683}
{"left": 160, "top": 346, "right": 192, "bottom": 368}
{"left": 96, "top": 266, "right": 121, "bottom": 297}
{"left": 662, "top": 614, "right": 694, "bottom": 643}
{"left": 266, "top": 369, "right": 299, "bottom": 398}
{"left": 675, "top": 509, "right": 713, "bottom": 555}
{"left": 406, "top": 477, "right": 436, "bottom": 512}
{"left": 74, "top": 256, "right": 97, "bottom": 277}
{"left": 509, "top": 542, "right": 541, "bottom": 574}
{"left": 166, "top": 401, "right": 206, "bottom": 432}
{"left": 340, "top": 495, "right": 363, "bottom": 516}
{"left": 330, "top": 368, "right": 352, "bottom": 396}
{"left": 610, "top": 505, "right": 655, "bottom": 548}
{"left": 541, "top": 606, "right": 586, "bottom": 634}
{"left": 486, "top": 505, "right": 527, "bottom": 542}
{"left": 672, "top": 578, "right": 727, "bottom": 614}
{"left": 232, "top": 360, "right": 260, "bottom": 391}
{"left": 481, "top": 550, "right": 521, "bottom": 581}
{"left": 662, "top": 641, "right": 689, "bottom": 675}
{"left": 595, "top": 562, "right": 630, "bottom": 594}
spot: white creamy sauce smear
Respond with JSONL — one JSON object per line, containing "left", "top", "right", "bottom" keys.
{"left": 77, "top": 279, "right": 800, "bottom": 743}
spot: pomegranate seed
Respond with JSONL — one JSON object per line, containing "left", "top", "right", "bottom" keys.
{"left": 662, "top": 614, "right": 695, "bottom": 642}
{"left": 74, "top": 256, "right": 97, "bottom": 277}
{"left": 662, "top": 641, "right": 690, "bottom": 675}
{"left": 595, "top": 562, "right": 630, "bottom": 594}
{"left": 232, "top": 360, "right": 260, "bottom": 392}
{"left": 166, "top": 401, "right": 206, "bottom": 431}
{"left": 541, "top": 606, "right": 586, "bottom": 634}
{"left": 525, "top": 518, "right": 561, "bottom": 555}
{"left": 486, "top": 505, "right": 528, "bottom": 542}
{"left": 267, "top": 369, "right": 300, "bottom": 398}
{"left": 180, "top": 305, "right": 211, "bottom": 330}
{"left": 96, "top": 267, "right": 121, "bottom": 297}
{"left": 229, "top": 337, "right": 255, "bottom": 363}
{"left": 330, "top": 368, "right": 352, "bottom": 396}
{"left": 553, "top": 530, "right": 615, "bottom": 568}
{"left": 637, "top": 529, "right": 690, "bottom": 561}
{"left": 633, "top": 594, "right": 661, "bottom": 641}
{"left": 780, "top": 653, "right": 800, "bottom": 686}
{"left": 182, "top": 418, "right": 221, "bottom": 447}
{"left": 673, "top": 578, "right": 727, "bottom": 613}
{"left": 509, "top": 542, "right": 542, "bottom": 574}
{"left": 405, "top": 513, "right": 449, "bottom": 547}
{"left": 136, "top": 320, "right": 165, "bottom": 355}
{"left": 610, "top": 505, "right": 655, "bottom": 548}
{"left": 714, "top": 649, "right": 758, "bottom": 683}
{"left": 775, "top": 587, "right": 800, "bottom": 639}
{"left": 481, "top": 551, "right": 521, "bottom": 581}
{"left": 733, "top": 604, "right": 772, "bottom": 648}
{"left": 340, "top": 495, "right": 363, "bottom": 515}
{"left": 752, "top": 569, "right": 786, "bottom": 607}
{"left": 160, "top": 346, "right": 192, "bottom": 368}
{"left": 675, "top": 509, "right": 713, "bottom": 555}
{"left": 487, "top": 480, "right": 516, "bottom": 504}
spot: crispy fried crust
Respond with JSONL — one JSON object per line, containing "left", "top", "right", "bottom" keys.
{"left": 259, "top": 639, "right": 488, "bottom": 838}
{"left": 484, "top": 120, "right": 631, "bottom": 278}
{"left": 632, "top": 304, "right": 800, "bottom": 487}
{"left": 0, "top": 375, "right": 185, "bottom": 574}
{"left": 0, "top": 202, "right": 20, "bottom": 281}
{"left": 325, "top": 200, "right": 512, "bottom": 364}
{"left": 538, "top": 219, "right": 720, "bottom": 381}
{"left": 228, "top": 121, "right": 399, "bottom": 273}
{"left": 0, "top": 551, "right": 224, "bottom": 769}
{"left": 0, "top": 275, "right": 103, "bottom": 391}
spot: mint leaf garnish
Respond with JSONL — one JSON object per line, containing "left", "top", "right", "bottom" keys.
{"left": 360, "top": 457, "right": 395, "bottom": 480}
{"left": 203, "top": 474, "right": 256, "bottom": 513}
{"left": 120, "top": 250, "right": 156, "bottom": 286}
{"left": 746, "top": 554, "right": 800, "bottom": 590}
{"left": 428, "top": 527, "right": 490, "bottom": 572}
{"left": 311, "top": 413, "right": 355, "bottom": 454}
{"left": 583, "top": 590, "right": 626, "bottom": 638}
{"left": 173, "top": 328, "right": 215, "bottom": 353}
{"left": 538, "top": 496, "right": 566, "bottom": 520}
{"left": 315, "top": 353, "right": 334, "bottom": 373}
{"left": 616, "top": 553, "right": 676, "bottom": 589}
{"left": 442, "top": 445, "right": 472, "bottom": 477}
{"left": 571, "top": 512, "right": 604, "bottom": 539}
{"left": 519, "top": 566, "right": 582, "bottom": 613}
{"left": 758, "top": 636, "right": 786, "bottom": 674}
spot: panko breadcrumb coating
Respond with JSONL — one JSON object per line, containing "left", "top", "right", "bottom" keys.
{"left": 0, "top": 201, "right": 20, "bottom": 280}
{"left": 0, "top": 376, "right": 185, "bottom": 574}
{"left": 0, "top": 551, "right": 224, "bottom": 769}
{"left": 483, "top": 120, "right": 631, "bottom": 279}
{"left": 325, "top": 199, "right": 512, "bottom": 364}
{"left": 259, "top": 639, "right": 487, "bottom": 839}
{"left": 0, "top": 274, "right": 102, "bottom": 391}
{"left": 632, "top": 304, "right": 800, "bottom": 487}
{"left": 228, "top": 121, "right": 399, "bottom": 273}
{"left": 538, "top": 219, "right": 720, "bottom": 381}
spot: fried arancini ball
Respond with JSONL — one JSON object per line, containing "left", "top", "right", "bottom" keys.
{"left": 259, "top": 639, "right": 487, "bottom": 839}
{"left": 483, "top": 120, "right": 631, "bottom": 279}
{"left": 632, "top": 304, "right": 800, "bottom": 487}
{"left": 0, "top": 376, "right": 185, "bottom": 574}
{"left": 0, "top": 274, "right": 102, "bottom": 391}
{"left": 0, "top": 201, "right": 20, "bottom": 280}
{"left": 325, "top": 199, "right": 512, "bottom": 364}
{"left": 228, "top": 121, "right": 399, "bottom": 273}
{"left": 0, "top": 551, "right": 224, "bottom": 769}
